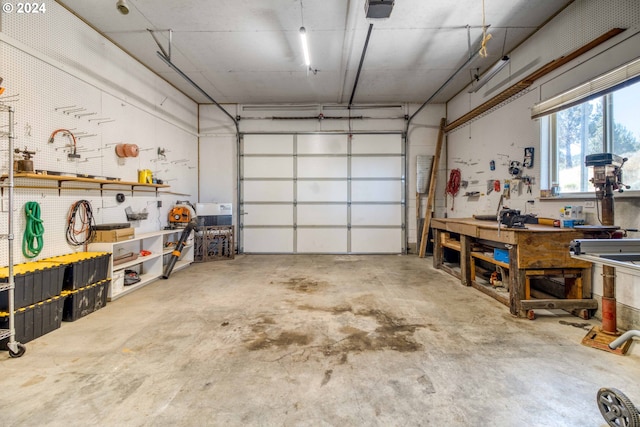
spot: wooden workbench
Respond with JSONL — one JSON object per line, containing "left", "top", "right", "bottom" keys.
{"left": 430, "top": 217, "right": 595, "bottom": 318}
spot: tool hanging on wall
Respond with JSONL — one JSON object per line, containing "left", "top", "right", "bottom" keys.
{"left": 503, "top": 180, "right": 511, "bottom": 199}
{"left": 523, "top": 147, "right": 535, "bottom": 168}
{"left": 66, "top": 200, "right": 96, "bottom": 246}
{"left": 13, "top": 147, "right": 36, "bottom": 172}
{"left": 523, "top": 176, "right": 533, "bottom": 194}
{"left": 445, "top": 168, "right": 462, "bottom": 211}
{"left": 22, "top": 201, "right": 44, "bottom": 258}
{"left": 49, "top": 129, "right": 80, "bottom": 159}
{"left": 508, "top": 160, "right": 522, "bottom": 177}
{"left": 115, "top": 143, "right": 139, "bottom": 158}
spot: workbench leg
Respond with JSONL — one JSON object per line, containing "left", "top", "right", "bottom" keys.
{"left": 564, "top": 276, "right": 580, "bottom": 300}
{"left": 470, "top": 257, "right": 476, "bottom": 282}
{"left": 508, "top": 246, "right": 526, "bottom": 317}
{"left": 573, "top": 267, "right": 593, "bottom": 319}
{"left": 460, "top": 235, "right": 471, "bottom": 286}
{"left": 433, "top": 229, "right": 443, "bottom": 269}
{"left": 582, "top": 267, "right": 592, "bottom": 298}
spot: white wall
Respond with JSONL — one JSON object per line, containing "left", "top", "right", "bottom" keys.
{"left": 198, "top": 103, "right": 445, "bottom": 250}
{"left": 0, "top": 2, "right": 198, "bottom": 264}
{"left": 445, "top": 0, "right": 640, "bottom": 328}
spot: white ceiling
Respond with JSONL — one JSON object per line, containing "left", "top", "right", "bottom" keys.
{"left": 57, "top": 0, "right": 573, "bottom": 105}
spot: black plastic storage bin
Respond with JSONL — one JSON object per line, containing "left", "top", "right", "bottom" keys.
{"left": 0, "top": 294, "right": 66, "bottom": 350}
{"left": 41, "top": 252, "right": 111, "bottom": 290}
{"left": 0, "top": 261, "right": 66, "bottom": 310}
{"left": 62, "top": 279, "right": 110, "bottom": 322}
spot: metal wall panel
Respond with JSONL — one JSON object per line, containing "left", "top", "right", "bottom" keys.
{"left": 351, "top": 229, "right": 402, "bottom": 253}
{"left": 297, "top": 229, "right": 348, "bottom": 253}
{"left": 351, "top": 181, "right": 402, "bottom": 202}
{"left": 243, "top": 134, "right": 294, "bottom": 154}
{"left": 351, "top": 134, "right": 403, "bottom": 154}
{"left": 297, "top": 134, "right": 347, "bottom": 154}
{"left": 243, "top": 181, "right": 294, "bottom": 202}
{"left": 297, "top": 181, "right": 348, "bottom": 202}
{"left": 242, "top": 204, "right": 294, "bottom": 225}
{"left": 297, "top": 157, "right": 348, "bottom": 178}
{"left": 351, "top": 157, "right": 402, "bottom": 178}
{"left": 352, "top": 205, "right": 402, "bottom": 226}
{"left": 243, "top": 157, "right": 293, "bottom": 178}
{"left": 243, "top": 228, "right": 294, "bottom": 253}
{"left": 297, "top": 205, "right": 348, "bottom": 226}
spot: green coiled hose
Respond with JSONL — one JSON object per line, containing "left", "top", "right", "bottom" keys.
{"left": 23, "top": 201, "right": 44, "bottom": 258}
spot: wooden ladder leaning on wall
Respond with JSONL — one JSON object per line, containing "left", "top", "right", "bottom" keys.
{"left": 418, "top": 117, "right": 446, "bottom": 258}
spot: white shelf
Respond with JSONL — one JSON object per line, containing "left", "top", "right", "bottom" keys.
{"left": 113, "top": 253, "right": 161, "bottom": 271}
{"left": 108, "top": 272, "right": 159, "bottom": 301}
{"left": 88, "top": 229, "right": 193, "bottom": 301}
{"left": 0, "top": 329, "right": 11, "bottom": 340}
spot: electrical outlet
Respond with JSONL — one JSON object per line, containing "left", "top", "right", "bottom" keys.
{"left": 585, "top": 201, "right": 595, "bottom": 208}
{"left": 157, "top": 200, "right": 162, "bottom": 208}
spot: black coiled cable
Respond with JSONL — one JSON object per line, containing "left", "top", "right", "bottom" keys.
{"left": 66, "top": 200, "right": 96, "bottom": 246}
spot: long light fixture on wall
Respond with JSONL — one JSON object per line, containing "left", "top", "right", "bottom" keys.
{"left": 468, "top": 55, "right": 510, "bottom": 93}
{"left": 299, "top": 27, "right": 311, "bottom": 67}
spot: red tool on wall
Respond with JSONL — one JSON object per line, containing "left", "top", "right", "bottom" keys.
{"left": 445, "top": 168, "right": 462, "bottom": 210}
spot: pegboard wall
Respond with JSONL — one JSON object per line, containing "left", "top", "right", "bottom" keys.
{"left": 443, "top": 0, "right": 640, "bottom": 220}
{"left": 0, "top": 2, "right": 199, "bottom": 266}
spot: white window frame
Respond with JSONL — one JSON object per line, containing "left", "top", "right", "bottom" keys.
{"left": 535, "top": 57, "right": 640, "bottom": 197}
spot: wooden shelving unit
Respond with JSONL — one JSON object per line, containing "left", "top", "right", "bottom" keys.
{"left": 0, "top": 173, "right": 169, "bottom": 196}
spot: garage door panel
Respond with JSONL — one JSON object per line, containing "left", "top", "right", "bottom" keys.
{"left": 351, "top": 228, "right": 402, "bottom": 253}
{"left": 351, "top": 157, "right": 402, "bottom": 178}
{"left": 241, "top": 133, "right": 404, "bottom": 254}
{"left": 352, "top": 134, "right": 402, "bottom": 154}
{"left": 297, "top": 157, "right": 347, "bottom": 178}
{"left": 244, "top": 157, "right": 293, "bottom": 178}
{"left": 297, "top": 181, "right": 348, "bottom": 202}
{"left": 243, "top": 204, "right": 293, "bottom": 225}
{"left": 297, "top": 228, "right": 347, "bottom": 253}
{"left": 244, "top": 228, "right": 293, "bottom": 252}
{"left": 351, "top": 181, "right": 402, "bottom": 202}
{"left": 298, "top": 205, "right": 347, "bottom": 225}
{"left": 244, "top": 134, "right": 293, "bottom": 154}
{"left": 298, "top": 134, "right": 347, "bottom": 154}
{"left": 352, "top": 204, "right": 401, "bottom": 226}
{"left": 244, "top": 181, "right": 293, "bottom": 202}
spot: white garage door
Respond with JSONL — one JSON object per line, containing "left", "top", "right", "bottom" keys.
{"left": 240, "top": 133, "right": 405, "bottom": 253}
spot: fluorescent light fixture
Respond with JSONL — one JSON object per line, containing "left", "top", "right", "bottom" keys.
{"left": 299, "top": 27, "right": 311, "bottom": 67}
{"left": 469, "top": 55, "right": 510, "bottom": 93}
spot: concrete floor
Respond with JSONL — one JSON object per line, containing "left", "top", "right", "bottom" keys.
{"left": 1, "top": 255, "right": 639, "bottom": 426}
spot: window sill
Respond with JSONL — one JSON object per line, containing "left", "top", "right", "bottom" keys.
{"left": 540, "top": 190, "right": 640, "bottom": 201}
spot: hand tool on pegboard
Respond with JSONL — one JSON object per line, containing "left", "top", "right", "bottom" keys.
{"left": 445, "top": 168, "right": 462, "bottom": 211}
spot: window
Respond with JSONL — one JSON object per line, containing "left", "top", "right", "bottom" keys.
{"left": 547, "top": 80, "right": 640, "bottom": 194}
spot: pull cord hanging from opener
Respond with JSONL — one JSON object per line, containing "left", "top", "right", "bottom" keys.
{"left": 446, "top": 168, "right": 462, "bottom": 211}
{"left": 23, "top": 201, "right": 44, "bottom": 258}
{"left": 479, "top": 0, "right": 492, "bottom": 58}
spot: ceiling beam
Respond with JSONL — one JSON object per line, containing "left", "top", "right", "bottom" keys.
{"left": 444, "top": 27, "right": 626, "bottom": 133}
